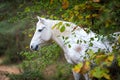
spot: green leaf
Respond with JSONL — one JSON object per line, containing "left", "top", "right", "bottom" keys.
{"left": 77, "top": 40, "right": 79, "bottom": 44}
{"left": 52, "top": 22, "right": 63, "bottom": 29}
{"left": 65, "top": 23, "right": 70, "bottom": 27}
{"left": 118, "top": 36, "right": 120, "bottom": 44}
{"left": 65, "top": 37, "right": 69, "bottom": 40}
{"left": 57, "top": 22, "right": 63, "bottom": 29}
{"left": 90, "top": 67, "right": 109, "bottom": 79}
{"left": 68, "top": 44, "right": 71, "bottom": 48}
{"left": 84, "top": 40, "right": 86, "bottom": 43}
{"left": 90, "top": 37, "right": 94, "bottom": 41}
{"left": 62, "top": 36, "right": 64, "bottom": 39}
{"left": 92, "top": 67, "right": 102, "bottom": 78}
{"left": 87, "top": 49, "right": 95, "bottom": 59}
{"left": 117, "top": 56, "right": 120, "bottom": 66}
{"left": 95, "top": 54, "right": 106, "bottom": 65}
{"left": 25, "top": 7, "right": 30, "bottom": 12}
{"left": 60, "top": 25, "right": 65, "bottom": 32}
{"left": 89, "top": 42, "right": 93, "bottom": 47}
{"left": 52, "top": 24, "right": 57, "bottom": 29}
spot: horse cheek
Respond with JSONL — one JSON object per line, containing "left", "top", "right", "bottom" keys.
{"left": 41, "top": 29, "right": 52, "bottom": 41}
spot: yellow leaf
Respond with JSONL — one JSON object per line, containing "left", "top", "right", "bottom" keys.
{"left": 50, "top": 0, "right": 53, "bottom": 4}
{"left": 72, "top": 62, "right": 83, "bottom": 73}
{"left": 52, "top": 24, "right": 57, "bottom": 29}
{"left": 104, "top": 55, "right": 114, "bottom": 66}
{"left": 72, "top": 66, "right": 80, "bottom": 73}
{"left": 74, "top": 5, "right": 79, "bottom": 10}
{"left": 62, "top": 0, "right": 69, "bottom": 9}
{"left": 86, "top": 15, "right": 91, "bottom": 19}
{"left": 92, "top": 14, "right": 99, "bottom": 18}
{"left": 78, "top": 16, "right": 83, "bottom": 19}
{"left": 95, "top": 54, "right": 106, "bottom": 65}
{"left": 103, "top": 73, "right": 111, "bottom": 80}
{"left": 77, "top": 62, "right": 83, "bottom": 68}
{"left": 107, "top": 55, "right": 114, "bottom": 62}
{"left": 105, "top": 22, "right": 109, "bottom": 27}
{"left": 81, "top": 61, "right": 90, "bottom": 74}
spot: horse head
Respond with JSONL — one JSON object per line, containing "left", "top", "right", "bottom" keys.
{"left": 30, "top": 16, "right": 52, "bottom": 50}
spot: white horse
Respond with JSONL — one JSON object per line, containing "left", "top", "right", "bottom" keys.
{"left": 30, "top": 16, "right": 120, "bottom": 80}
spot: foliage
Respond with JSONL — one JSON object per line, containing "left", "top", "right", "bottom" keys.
{"left": 20, "top": 43, "right": 62, "bottom": 70}
{"left": 52, "top": 63, "right": 72, "bottom": 80}
{"left": 8, "top": 70, "right": 44, "bottom": 80}
{"left": 72, "top": 51, "right": 119, "bottom": 79}
{"left": 15, "top": 43, "right": 72, "bottom": 80}
{"left": 61, "top": 0, "right": 120, "bottom": 34}
{"left": 0, "top": 19, "right": 31, "bottom": 63}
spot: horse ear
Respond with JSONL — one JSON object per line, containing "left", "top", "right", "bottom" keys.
{"left": 37, "top": 16, "right": 46, "bottom": 24}
{"left": 37, "top": 16, "right": 41, "bottom": 20}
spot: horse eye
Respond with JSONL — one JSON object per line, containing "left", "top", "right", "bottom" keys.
{"left": 38, "top": 27, "right": 45, "bottom": 32}
{"left": 38, "top": 29, "right": 43, "bottom": 32}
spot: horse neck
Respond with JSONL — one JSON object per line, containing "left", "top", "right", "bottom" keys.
{"left": 46, "top": 20, "right": 67, "bottom": 50}
{"left": 47, "top": 20, "right": 89, "bottom": 50}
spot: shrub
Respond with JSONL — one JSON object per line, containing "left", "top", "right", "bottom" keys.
{"left": 8, "top": 70, "right": 44, "bottom": 80}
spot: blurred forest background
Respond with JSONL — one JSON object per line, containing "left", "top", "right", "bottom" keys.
{"left": 0, "top": 0, "right": 120, "bottom": 80}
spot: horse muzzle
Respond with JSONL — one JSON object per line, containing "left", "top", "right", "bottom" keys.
{"left": 30, "top": 44, "right": 39, "bottom": 51}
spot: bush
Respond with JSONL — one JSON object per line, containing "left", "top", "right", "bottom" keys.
{"left": 8, "top": 70, "right": 44, "bottom": 80}
{"left": 20, "top": 43, "right": 62, "bottom": 71}
{"left": 0, "top": 19, "right": 32, "bottom": 64}
{"left": 13, "top": 43, "right": 72, "bottom": 80}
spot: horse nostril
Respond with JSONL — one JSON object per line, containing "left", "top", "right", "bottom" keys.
{"left": 35, "top": 45, "right": 39, "bottom": 50}
{"left": 30, "top": 45, "right": 39, "bottom": 50}
{"left": 31, "top": 45, "right": 33, "bottom": 49}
